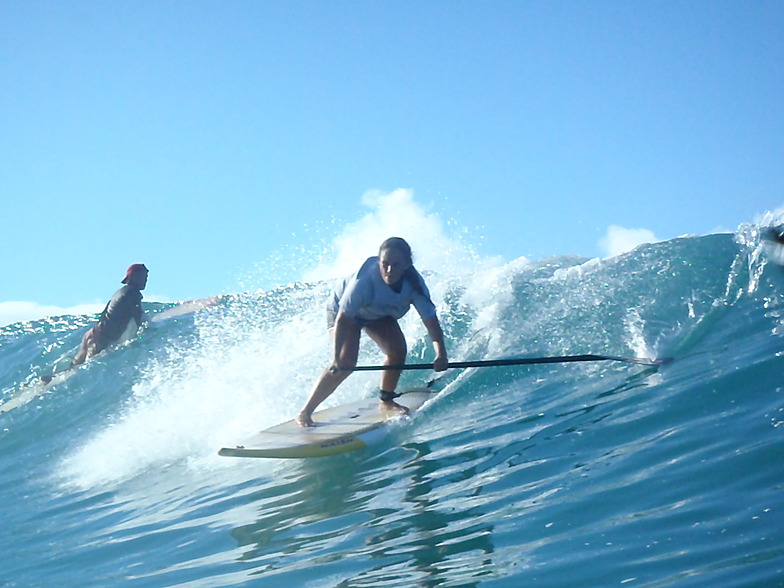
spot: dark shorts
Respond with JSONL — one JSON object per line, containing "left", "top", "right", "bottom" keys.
{"left": 326, "top": 310, "right": 373, "bottom": 329}
{"left": 80, "top": 325, "right": 108, "bottom": 358}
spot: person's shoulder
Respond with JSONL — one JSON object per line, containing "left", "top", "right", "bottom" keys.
{"left": 356, "top": 257, "right": 379, "bottom": 277}
{"left": 410, "top": 265, "right": 427, "bottom": 280}
{"left": 407, "top": 266, "right": 428, "bottom": 286}
{"left": 115, "top": 285, "right": 142, "bottom": 300}
{"left": 110, "top": 285, "right": 129, "bottom": 298}
{"left": 407, "top": 267, "right": 432, "bottom": 299}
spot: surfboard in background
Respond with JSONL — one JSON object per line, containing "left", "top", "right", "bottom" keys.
{"left": 0, "top": 367, "right": 79, "bottom": 414}
{"left": 151, "top": 295, "right": 221, "bottom": 323}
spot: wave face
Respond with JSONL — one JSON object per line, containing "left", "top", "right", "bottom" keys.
{"left": 1, "top": 227, "right": 783, "bottom": 587}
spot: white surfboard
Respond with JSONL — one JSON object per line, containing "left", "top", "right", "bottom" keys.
{"left": 218, "top": 387, "right": 436, "bottom": 459}
{"left": 0, "top": 367, "right": 79, "bottom": 414}
{"left": 151, "top": 296, "right": 220, "bottom": 323}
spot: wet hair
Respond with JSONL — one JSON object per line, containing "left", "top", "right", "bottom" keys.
{"left": 379, "top": 237, "right": 427, "bottom": 296}
{"left": 379, "top": 237, "right": 413, "bottom": 264}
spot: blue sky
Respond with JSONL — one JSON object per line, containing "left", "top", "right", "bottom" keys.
{"left": 2, "top": 1, "right": 782, "bottom": 326}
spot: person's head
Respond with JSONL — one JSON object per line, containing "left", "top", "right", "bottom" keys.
{"left": 122, "top": 263, "right": 149, "bottom": 289}
{"left": 378, "top": 237, "right": 413, "bottom": 286}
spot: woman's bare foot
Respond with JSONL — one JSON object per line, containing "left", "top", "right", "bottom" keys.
{"left": 380, "top": 399, "right": 409, "bottom": 415}
{"left": 296, "top": 411, "right": 315, "bottom": 428}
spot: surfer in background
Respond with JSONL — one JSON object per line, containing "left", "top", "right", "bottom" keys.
{"left": 762, "top": 225, "right": 784, "bottom": 245}
{"left": 761, "top": 225, "right": 784, "bottom": 266}
{"left": 41, "top": 264, "right": 149, "bottom": 383}
{"left": 71, "top": 263, "right": 149, "bottom": 366}
{"left": 297, "top": 237, "right": 448, "bottom": 427}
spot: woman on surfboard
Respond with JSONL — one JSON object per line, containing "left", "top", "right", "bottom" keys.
{"left": 297, "top": 237, "right": 448, "bottom": 427}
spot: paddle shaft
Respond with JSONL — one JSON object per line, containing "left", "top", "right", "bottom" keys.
{"left": 344, "top": 354, "right": 672, "bottom": 372}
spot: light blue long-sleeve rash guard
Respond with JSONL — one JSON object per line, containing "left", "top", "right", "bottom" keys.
{"left": 329, "top": 257, "right": 436, "bottom": 324}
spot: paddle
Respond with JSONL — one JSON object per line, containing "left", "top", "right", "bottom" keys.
{"left": 344, "top": 354, "right": 672, "bottom": 372}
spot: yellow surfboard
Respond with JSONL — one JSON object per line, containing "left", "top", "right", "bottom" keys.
{"left": 218, "top": 387, "right": 436, "bottom": 459}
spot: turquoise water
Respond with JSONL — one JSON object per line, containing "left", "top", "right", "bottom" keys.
{"left": 1, "top": 229, "right": 783, "bottom": 587}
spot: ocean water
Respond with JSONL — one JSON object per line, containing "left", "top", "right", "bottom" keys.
{"left": 1, "top": 227, "right": 783, "bottom": 587}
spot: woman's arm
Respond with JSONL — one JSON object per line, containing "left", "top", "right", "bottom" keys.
{"left": 423, "top": 315, "right": 448, "bottom": 371}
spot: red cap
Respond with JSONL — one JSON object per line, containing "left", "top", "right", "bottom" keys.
{"left": 122, "top": 263, "right": 148, "bottom": 284}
